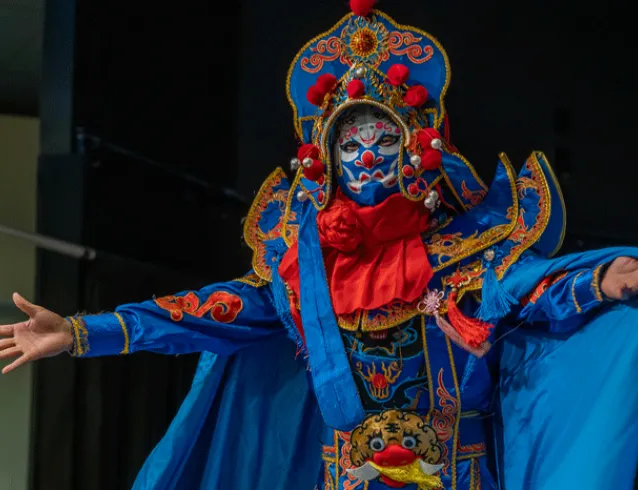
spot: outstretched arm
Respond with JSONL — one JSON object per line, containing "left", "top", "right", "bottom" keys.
{"left": 517, "top": 257, "right": 638, "bottom": 333}
{"left": 0, "top": 276, "right": 281, "bottom": 373}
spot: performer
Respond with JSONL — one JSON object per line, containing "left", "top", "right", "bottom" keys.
{"left": 2, "top": 3, "right": 638, "bottom": 489}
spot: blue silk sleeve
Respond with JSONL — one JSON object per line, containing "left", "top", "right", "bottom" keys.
{"left": 516, "top": 263, "right": 607, "bottom": 334}
{"left": 69, "top": 278, "right": 283, "bottom": 358}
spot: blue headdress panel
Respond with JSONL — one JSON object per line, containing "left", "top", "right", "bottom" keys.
{"left": 287, "top": 11, "right": 450, "bottom": 143}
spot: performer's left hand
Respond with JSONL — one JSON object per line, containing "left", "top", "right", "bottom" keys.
{"left": 600, "top": 257, "right": 638, "bottom": 300}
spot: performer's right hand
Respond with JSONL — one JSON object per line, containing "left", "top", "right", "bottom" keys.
{"left": 0, "top": 293, "right": 74, "bottom": 374}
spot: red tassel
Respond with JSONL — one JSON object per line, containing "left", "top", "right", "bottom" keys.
{"left": 446, "top": 290, "right": 493, "bottom": 348}
{"left": 435, "top": 313, "right": 491, "bottom": 358}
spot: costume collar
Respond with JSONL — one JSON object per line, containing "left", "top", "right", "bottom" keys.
{"left": 280, "top": 190, "right": 433, "bottom": 315}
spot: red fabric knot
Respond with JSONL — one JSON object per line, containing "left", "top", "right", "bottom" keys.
{"left": 317, "top": 200, "right": 362, "bottom": 253}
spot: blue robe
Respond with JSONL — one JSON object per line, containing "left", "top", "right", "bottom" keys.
{"left": 71, "top": 247, "right": 638, "bottom": 489}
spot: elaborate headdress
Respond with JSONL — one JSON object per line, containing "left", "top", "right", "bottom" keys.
{"left": 286, "top": 0, "right": 487, "bottom": 212}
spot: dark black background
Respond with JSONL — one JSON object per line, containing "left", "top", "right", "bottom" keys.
{"left": 33, "top": 0, "right": 638, "bottom": 488}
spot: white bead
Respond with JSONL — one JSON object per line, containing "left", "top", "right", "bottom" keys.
{"left": 428, "top": 190, "right": 439, "bottom": 200}
{"left": 355, "top": 66, "right": 366, "bottom": 78}
{"left": 297, "top": 190, "right": 308, "bottom": 201}
{"left": 410, "top": 154, "right": 422, "bottom": 167}
{"left": 302, "top": 157, "right": 313, "bottom": 168}
{"left": 424, "top": 198, "right": 436, "bottom": 210}
{"left": 290, "top": 158, "right": 300, "bottom": 170}
{"left": 431, "top": 138, "right": 442, "bottom": 150}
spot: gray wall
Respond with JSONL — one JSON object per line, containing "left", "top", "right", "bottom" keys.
{"left": 0, "top": 114, "right": 38, "bottom": 490}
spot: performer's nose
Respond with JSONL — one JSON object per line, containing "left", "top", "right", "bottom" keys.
{"left": 373, "top": 444, "right": 417, "bottom": 467}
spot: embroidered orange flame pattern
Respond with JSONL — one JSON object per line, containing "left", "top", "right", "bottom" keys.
{"left": 461, "top": 180, "right": 487, "bottom": 207}
{"left": 431, "top": 369, "right": 458, "bottom": 476}
{"left": 458, "top": 442, "right": 487, "bottom": 454}
{"left": 337, "top": 431, "right": 362, "bottom": 490}
{"left": 520, "top": 271, "right": 569, "bottom": 307}
{"left": 508, "top": 208, "right": 529, "bottom": 244}
{"left": 358, "top": 361, "right": 402, "bottom": 400}
{"left": 155, "top": 291, "right": 243, "bottom": 323}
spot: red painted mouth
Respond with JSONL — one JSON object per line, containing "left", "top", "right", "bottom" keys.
{"left": 371, "top": 445, "right": 418, "bottom": 488}
{"left": 360, "top": 133, "right": 377, "bottom": 144}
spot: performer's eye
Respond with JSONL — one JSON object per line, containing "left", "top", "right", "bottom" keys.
{"left": 369, "top": 437, "right": 386, "bottom": 452}
{"left": 402, "top": 435, "right": 417, "bottom": 449}
{"left": 341, "top": 141, "right": 361, "bottom": 153}
{"left": 378, "top": 135, "right": 399, "bottom": 147}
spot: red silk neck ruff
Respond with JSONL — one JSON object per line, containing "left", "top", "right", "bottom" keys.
{"left": 280, "top": 191, "right": 433, "bottom": 316}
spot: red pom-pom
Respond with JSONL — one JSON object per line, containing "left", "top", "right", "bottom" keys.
{"left": 317, "top": 73, "right": 338, "bottom": 93}
{"left": 416, "top": 128, "right": 443, "bottom": 170}
{"left": 303, "top": 160, "right": 325, "bottom": 181}
{"left": 387, "top": 64, "right": 410, "bottom": 86}
{"left": 307, "top": 86, "right": 326, "bottom": 106}
{"left": 317, "top": 190, "right": 326, "bottom": 204}
{"left": 298, "top": 144, "right": 320, "bottom": 161}
{"left": 403, "top": 85, "right": 429, "bottom": 107}
{"left": 420, "top": 151, "right": 443, "bottom": 171}
{"left": 407, "top": 183, "right": 419, "bottom": 196}
{"left": 350, "top": 0, "right": 376, "bottom": 16}
{"left": 402, "top": 165, "right": 414, "bottom": 177}
{"left": 416, "top": 128, "right": 442, "bottom": 149}
{"left": 347, "top": 79, "right": 366, "bottom": 99}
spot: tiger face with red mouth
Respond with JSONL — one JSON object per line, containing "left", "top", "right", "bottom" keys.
{"left": 348, "top": 410, "right": 444, "bottom": 488}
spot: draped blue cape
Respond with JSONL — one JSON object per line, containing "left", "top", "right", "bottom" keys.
{"left": 131, "top": 247, "right": 638, "bottom": 490}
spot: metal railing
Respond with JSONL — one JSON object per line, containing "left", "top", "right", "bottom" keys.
{"left": 0, "top": 223, "right": 96, "bottom": 261}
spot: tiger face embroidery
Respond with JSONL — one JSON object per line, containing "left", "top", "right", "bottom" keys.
{"left": 347, "top": 410, "right": 444, "bottom": 489}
